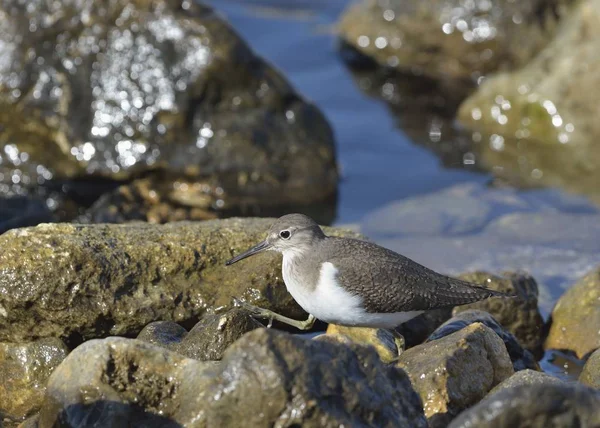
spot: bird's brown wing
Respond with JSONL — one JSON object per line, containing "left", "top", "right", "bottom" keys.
{"left": 322, "top": 238, "right": 506, "bottom": 314}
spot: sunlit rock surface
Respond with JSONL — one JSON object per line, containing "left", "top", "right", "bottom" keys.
{"left": 361, "top": 183, "right": 600, "bottom": 314}
{"left": 338, "top": 0, "right": 564, "bottom": 82}
{"left": 458, "top": 0, "right": 600, "bottom": 204}
{"left": 0, "top": 0, "right": 337, "bottom": 222}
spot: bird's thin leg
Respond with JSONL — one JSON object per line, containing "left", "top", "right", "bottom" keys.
{"left": 234, "top": 299, "right": 316, "bottom": 331}
{"left": 388, "top": 329, "right": 406, "bottom": 363}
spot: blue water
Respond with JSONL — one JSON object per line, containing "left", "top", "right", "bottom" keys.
{"left": 205, "top": 0, "right": 487, "bottom": 224}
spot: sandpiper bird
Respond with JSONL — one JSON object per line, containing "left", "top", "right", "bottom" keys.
{"left": 226, "top": 213, "right": 511, "bottom": 333}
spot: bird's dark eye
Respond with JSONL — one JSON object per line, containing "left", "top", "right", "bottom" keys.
{"left": 279, "top": 230, "right": 291, "bottom": 239}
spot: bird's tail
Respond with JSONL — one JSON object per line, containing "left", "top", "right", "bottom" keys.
{"left": 437, "top": 277, "right": 517, "bottom": 308}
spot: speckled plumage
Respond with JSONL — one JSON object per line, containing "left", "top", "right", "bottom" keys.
{"left": 293, "top": 236, "right": 505, "bottom": 314}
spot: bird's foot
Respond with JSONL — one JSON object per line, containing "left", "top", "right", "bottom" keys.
{"left": 233, "top": 298, "right": 316, "bottom": 331}
{"left": 388, "top": 330, "right": 406, "bottom": 363}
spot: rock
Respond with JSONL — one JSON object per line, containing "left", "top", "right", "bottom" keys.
{"left": 0, "top": 0, "right": 337, "bottom": 219}
{"left": 452, "top": 271, "right": 544, "bottom": 358}
{"left": 449, "top": 381, "right": 600, "bottom": 428}
{"left": 457, "top": 0, "right": 600, "bottom": 204}
{"left": 0, "top": 338, "right": 68, "bottom": 424}
{"left": 338, "top": 0, "right": 562, "bottom": 82}
{"left": 428, "top": 310, "right": 539, "bottom": 371}
{"left": 545, "top": 265, "right": 600, "bottom": 358}
{"left": 39, "top": 330, "right": 427, "bottom": 427}
{"left": 580, "top": 348, "right": 600, "bottom": 388}
{"left": 320, "top": 324, "right": 399, "bottom": 363}
{"left": 395, "top": 308, "right": 452, "bottom": 348}
{"left": 489, "top": 368, "right": 564, "bottom": 395}
{"left": 397, "top": 322, "right": 513, "bottom": 427}
{"left": 0, "top": 219, "right": 362, "bottom": 343}
{"left": 137, "top": 308, "right": 263, "bottom": 360}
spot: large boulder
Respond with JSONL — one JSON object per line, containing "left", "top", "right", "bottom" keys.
{"left": 449, "top": 380, "right": 600, "bottom": 428}
{"left": 397, "top": 322, "right": 513, "bottom": 427}
{"left": 0, "top": 218, "right": 361, "bottom": 343}
{"left": 38, "top": 330, "right": 427, "bottom": 427}
{"left": 338, "top": 0, "right": 563, "bottom": 82}
{"left": 545, "top": 264, "right": 600, "bottom": 358}
{"left": 0, "top": 0, "right": 337, "bottom": 222}
{"left": 457, "top": 0, "right": 600, "bottom": 204}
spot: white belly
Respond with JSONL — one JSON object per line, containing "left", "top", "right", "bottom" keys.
{"left": 282, "top": 260, "right": 422, "bottom": 329}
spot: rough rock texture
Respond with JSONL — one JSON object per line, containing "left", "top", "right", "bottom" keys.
{"left": 0, "top": 0, "right": 337, "bottom": 219}
{"left": 488, "top": 368, "right": 564, "bottom": 395}
{"left": 320, "top": 324, "right": 399, "bottom": 363}
{"left": 579, "top": 348, "right": 600, "bottom": 389}
{"left": 545, "top": 265, "right": 600, "bottom": 358}
{"left": 397, "top": 322, "right": 513, "bottom": 427}
{"left": 137, "top": 308, "right": 263, "bottom": 360}
{"left": 0, "top": 218, "right": 362, "bottom": 343}
{"left": 457, "top": 0, "right": 600, "bottom": 204}
{"left": 38, "top": 330, "right": 427, "bottom": 428}
{"left": 449, "top": 381, "right": 600, "bottom": 428}
{"left": 428, "top": 310, "right": 539, "bottom": 371}
{"left": 0, "top": 338, "right": 69, "bottom": 424}
{"left": 338, "top": 0, "right": 563, "bottom": 82}
{"left": 452, "top": 271, "right": 544, "bottom": 358}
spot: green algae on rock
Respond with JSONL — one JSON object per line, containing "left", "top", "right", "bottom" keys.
{"left": 0, "top": 218, "right": 362, "bottom": 343}
{"left": 0, "top": 338, "right": 69, "bottom": 425}
{"left": 338, "top": 0, "right": 562, "bottom": 82}
{"left": 38, "top": 330, "right": 427, "bottom": 428}
{"left": 453, "top": 271, "right": 544, "bottom": 358}
{"left": 0, "top": 0, "right": 337, "bottom": 219}
{"left": 397, "top": 322, "right": 513, "bottom": 427}
{"left": 545, "top": 264, "right": 600, "bottom": 358}
{"left": 319, "top": 324, "right": 400, "bottom": 363}
{"left": 457, "top": 0, "right": 600, "bottom": 204}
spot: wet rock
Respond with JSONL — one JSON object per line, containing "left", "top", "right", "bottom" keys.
{"left": 579, "top": 348, "right": 600, "bottom": 388}
{"left": 489, "top": 368, "right": 564, "bottom": 395}
{"left": 321, "top": 324, "right": 399, "bottom": 363}
{"left": 0, "top": 218, "right": 361, "bottom": 343}
{"left": 452, "top": 271, "right": 544, "bottom": 358}
{"left": 428, "top": 310, "right": 539, "bottom": 371}
{"left": 449, "top": 381, "right": 600, "bottom": 428}
{"left": 545, "top": 265, "right": 600, "bottom": 358}
{"left": 457, "top": 0, "right": 600, "bottom": 204}
{"left": 137, "top": 308, "right": 263, "bottom": 361}
{"left": 0, "top": 338, "right": 68, "bottom": 424}
{"left": 338, "top": 0, "right": 562, "bottom": 82}
{"left": 397, "top": 322, "right": 513, "bottom": 427}
{"left": 136, "top": 321, "right": 188, "bottom": 348}
{"left": 39, "top": 330, "right": 427, "bottom": 427}
{"left": 0, "top": 0, "right": 337, "bottom": 219}
{"left": 395, "top": 308, "right": 452, "bottom": 348}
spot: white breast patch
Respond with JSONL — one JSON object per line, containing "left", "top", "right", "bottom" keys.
{"left": 282, "top": 260, "right": 423, "bottom": 328}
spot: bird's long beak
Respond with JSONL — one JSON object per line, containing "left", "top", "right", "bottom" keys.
{"left": 225, "top": 240, "right": 271, "bottom": 266}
